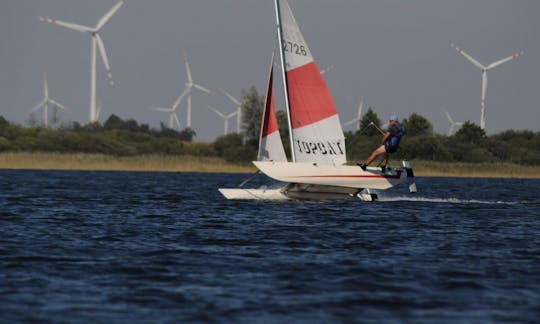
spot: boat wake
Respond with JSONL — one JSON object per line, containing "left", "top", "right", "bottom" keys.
{"left": 378, "top": 195, "right": 521, "bottom": 205}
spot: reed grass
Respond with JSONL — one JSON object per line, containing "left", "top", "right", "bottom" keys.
{"left": 0, "top": 152, "right": 538, "bottom": 178}
{"left": 409, "top": 160, "right": 540, "bottom": 178}
{"left": 0, "top": 152, "right": 255, "bottom": 173}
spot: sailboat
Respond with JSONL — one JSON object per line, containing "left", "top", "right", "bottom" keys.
{"left": 219, "top": 0, "right": 414, "bottom": 201}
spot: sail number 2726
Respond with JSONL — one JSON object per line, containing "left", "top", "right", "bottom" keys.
{"left": 283, "top": 41, "right": 308, "bottom": 56}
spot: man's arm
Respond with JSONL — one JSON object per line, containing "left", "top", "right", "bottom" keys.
{"left": 381, "top": 131, "right": 391, "bottom": 145}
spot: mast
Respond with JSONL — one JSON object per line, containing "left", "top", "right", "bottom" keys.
{"left": 274, "top": 0, "right": 296, "bottom": 162}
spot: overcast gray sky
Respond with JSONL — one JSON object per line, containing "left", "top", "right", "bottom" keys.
{"left": 1, "top": 0, "right": 538, "bottom": 141}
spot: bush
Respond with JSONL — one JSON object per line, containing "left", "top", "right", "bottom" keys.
{"left": 213, "top": 133, "right": 256, "bottom": 163}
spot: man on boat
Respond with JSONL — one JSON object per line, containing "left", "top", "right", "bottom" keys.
{"left": 359, "top": 115, "right": 405, "bottom": 172}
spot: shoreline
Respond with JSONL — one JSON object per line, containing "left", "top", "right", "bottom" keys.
{"left": 0, "top": 152, "right": 539, "bottom": 178}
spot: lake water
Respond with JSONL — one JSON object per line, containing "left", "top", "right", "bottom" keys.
{"left": 0, "top": 170, "right": 539, "bottom": 322}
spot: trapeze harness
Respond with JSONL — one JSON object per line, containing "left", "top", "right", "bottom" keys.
{"left": 384, "top": 124, "right": 405, "bottom": 154}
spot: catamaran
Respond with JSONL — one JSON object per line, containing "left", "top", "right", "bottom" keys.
{"left": 219, "top": 0, "right": 414, "bottom": 201}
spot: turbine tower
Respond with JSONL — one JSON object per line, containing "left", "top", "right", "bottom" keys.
{"left": 31, "top": 73, "right": 66, "bottom": 127}
{"left": 39, "top": 0, "right": 125, "bottom": 123}
{"left": 343, "top": 96, "right": 364, "bottom": 131}
{"left": 451, "top": 43, "right": 523, "bottom": 130}
{"left": 219, "top": 89, "right": 242, "bottom": 134}
{"left": 183, "top": 54, "right": 212, "bottom": 129}
{"left": 443, "top": 109, "right": 463, "bottom": 136}
{"left": 208, "top": 106, "right": 237, "bottom": 135}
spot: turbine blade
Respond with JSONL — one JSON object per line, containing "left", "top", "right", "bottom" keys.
{"left": 451, "top": 43, "right": 485, "bottom": 70}
{"left": 193, "top": 83, "right": 211, "bottom": 94}
{"left": 208, "top": 106, "right": 226, "bottom": 118}
{"left": 149, "top": 107, "right": 172, "bottom": 112}
{"left": 444, "top": 110, "right": 454, "bottom": 123}
{"left": 43, "top": 76, "right": 49, "bottom": 98}
{"left": 96, "top": 0, "right": 125, "bottom": 31}
{"left": 49, "top": 99, "right": 66, "bottom": 110}
{"left": 39, "top": 16, "right": 93, "bottom": 33}
{"left": 173, "top": 113, "right": 181, "bottom": 129}
{"left": 219, "top": 88, "right": 241, "bottom": 105}
{"left": 172, "top": 87, "right": 190, "bottom": 110}
{"left": 31, "top": 99, "right": 47, "bottom": 113}
{"left": 184, "top": 54, "right": 193, "bottom": 84}
{"left": 343, "top": 120, "right": 354, "bottom": 127}
{"left": 449, "top": 124, "right": 455, "bottom": 136}
{"left": 486, "top": 51, "right": 523, "bottom": 70}
{"left": 94, "top": 34, "right": 114, "bottom": 86}
{"left": 357, "top": 96, "right": 363, "bottom": 118}
{"left": 97, "top": 102, "right": 102, "bottom": 119}
{"left": 226, "top": 111, "right": 238, "bottom": 119}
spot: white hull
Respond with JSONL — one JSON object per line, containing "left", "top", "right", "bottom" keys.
{"left": 219, "top": 185, "right": 378, "bottom": 201}
{"left": 219, "top": 188, "right": 289, "bottom": 200}
{"left": 253, "top": 161, "right": 411, "bottom": 190}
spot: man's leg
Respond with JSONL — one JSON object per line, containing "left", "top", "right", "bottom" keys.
{"left": 366, "top": 145, "right": 386, "bottom": 165}
{"left": 381, "top": 153, "right": 389, "bottom": 172}
{"left": 361, "top": 145, "right": 386, "bottom": 169}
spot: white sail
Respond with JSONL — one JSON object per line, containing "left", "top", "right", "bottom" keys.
{"left": 258, "top": 54, "right": 287, "bottom": 162}
{"left": 276, "top": 0, "right": 346, "bottom": 165}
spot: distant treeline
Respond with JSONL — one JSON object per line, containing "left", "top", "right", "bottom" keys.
{"left": 0, "top": 115, "right": 213, "bottom": 157}
{"left": 2, "top": 87, "right": 539, "bottom": 165}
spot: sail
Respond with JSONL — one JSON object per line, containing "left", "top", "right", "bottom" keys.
{"left": 258, "top": 54, "right": 287, "bottom": 162}
{"left": 277, "top": 0, "right": 346, "bottom": 165}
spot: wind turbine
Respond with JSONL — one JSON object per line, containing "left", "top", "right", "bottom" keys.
{"left": 208, "top": 106, "right": 237, "bottom": 135}
{"left": 182, "top": 54, "right": 212, "bottom": 128}
{"left": 343, "top": 96, "right": 364, "bottom": 131}
{"left": 451, "top": 43, "right": 523, "bottom": 130}
{"left": 39, "top": 0, "right": 124, "bottom": 123}
{"left": 443, "top": 109, "right": 463, "bottom": 136}
{"left": 31, "top": 73, "right": 66, "bottom": 127}
{"left": 148, "top": 88, "right": 188, "bottom": 130}
{"left": 219, "top": 89, "right": 242, "bottom": 134}
{"left": 320, "top": 64, "right": 334, "bottom": 75}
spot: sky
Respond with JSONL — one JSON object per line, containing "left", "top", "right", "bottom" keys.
{"left": 1, "top": 0, "right": 538, "bottom": 141}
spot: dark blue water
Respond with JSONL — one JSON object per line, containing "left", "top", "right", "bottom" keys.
{"left": 1, "top": 169, "right": 539, "bottom": 322}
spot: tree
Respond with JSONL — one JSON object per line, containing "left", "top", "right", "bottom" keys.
{"left": 103, "top": 114, "right": 124, "bottom": 130}
{"left": 454, "top": 121, "right": 485, "bottom": 144}
{"left": 241, "top": 86, "right": 265, "bottom": 145}
{"left": 358, "top": 107, "right": 381, "bottom": 136}
{"left": 178, "top": 127, "right": 196, "bottom": 142}
{"left": 401, "top": 113, "right": 432, "bottom": 136}
{"left": 0, "top": 116, "right": 9, "bottom": 127}
{"left": 213, "top": 133, "right": 255, "bottom": 162}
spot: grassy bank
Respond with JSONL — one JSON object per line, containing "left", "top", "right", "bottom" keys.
{"left": 404, "top": 160, "right": 540, "bottom": 178}
{"left": 0, "top": 152, "right": 539, "bottom": 178}
{"left": 0, "top": 152, "right": 254, "bottom": 173}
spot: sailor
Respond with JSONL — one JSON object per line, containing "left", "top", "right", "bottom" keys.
{"left": 359, "top": 115, "right": 405, "bottom": 172}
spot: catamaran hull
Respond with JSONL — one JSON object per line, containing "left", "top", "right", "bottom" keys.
{"left": 218, "top": 161, "right": 413, "bottom": 201}
{"left": 253, "top": 161, "right": 411, "bottom": 190}
{"left": 218, "top": 188, "right": 289, "bottom": 200}
{"left": 219, "top": 185, "right": 378, "bottom": 201}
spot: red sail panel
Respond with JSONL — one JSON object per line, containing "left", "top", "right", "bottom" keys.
{"left": 261, "top": 68, "right": 280, "bottom": 137}
{"left": 286, "top": 61, "right": 338, "bottom": 129}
